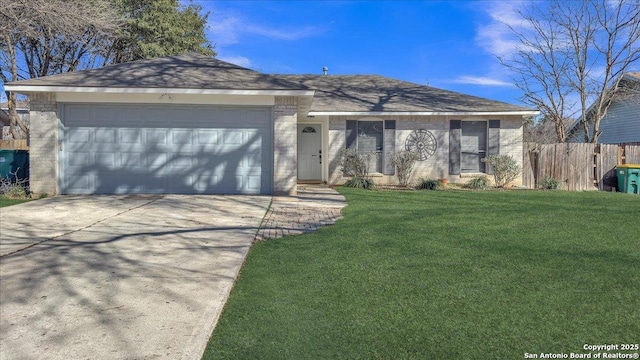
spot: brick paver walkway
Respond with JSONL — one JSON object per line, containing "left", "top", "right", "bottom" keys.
{"left": 255, "top": 185, "right": 347, "bottom": 241}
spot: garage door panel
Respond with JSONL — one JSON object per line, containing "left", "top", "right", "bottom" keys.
{"left": 68, "top": 128, "right": 91, "bottom": 143}
{"left": 169, "top": 154, "right": 194, "bottom": 169}
{"left": 222, "top": 130, "right": 243, "bottom": 145}
{"left": 246, "top": 175, "right": 262, "bottom": 191}
{"left": 94, "top": 128, "right": 117, "bottom": 144}
{"left": 146, "top": 129, "right": 168, "bottom": 143}
{"left": 119, "top": 129, "right": 143, "bottom": 144}
{"left": 244, "top": 149, "right": 263, "bottom": 168}
{"left": 120, "top": 153, "right": 143, "bottom": 167}
{"left": 193, "top": 174, "right": 220, "bottom": 192}
{"left": 104, "top": 175, "right": 166, "bottom": 193}
{"left": 62, "top": 104, "right": 273, "bottom": 194}
{"left": 95, "top": 153, "right": 116, "bottom": 167}
{"left": 67, "top": 174, "right": 92, "bottom": 193}
{"left": 169, "top": 130, "right": 191, "bottom": 145}
{"left": 69, "top": 152, "right": 91, "bottom": 167}
{"left": 245, "top": 133, "right": 263, "bottom": 150}
{"left": 145, "top": 153, "right": 169, "bottom": 171}
{"left": 196, "top": 130, "right": 219, "bottom": 145}
{"left": 167, "top": 176, "right": 201, "bottom": 194}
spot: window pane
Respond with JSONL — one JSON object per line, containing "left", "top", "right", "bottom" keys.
{"left": 461, "top": 121, "right": 487, "bottom": 173}
{"left": 358, "top": 121, "right": 383, "bottom": 173}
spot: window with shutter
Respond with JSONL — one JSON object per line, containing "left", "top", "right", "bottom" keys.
{"left": 449, "top": 120, "right": 461, "bottom": 175}
{"left": 345, "top": 120, "right": 384, "bottom": 173}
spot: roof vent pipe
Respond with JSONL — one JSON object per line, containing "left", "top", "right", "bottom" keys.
{"left": 322, "top": 66, "right": 328, "bottom": 75}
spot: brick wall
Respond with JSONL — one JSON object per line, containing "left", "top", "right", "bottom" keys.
{"left": 327, "top": 117, "right": 346, "bottom": 184}
{"left": 327, "top": 115, "right": 524, "bottom": 186}
{"left": 29, "top": 93, "right": 58, "bottom": 195}
{"left": 273, "top": 96, "right": 297, "bottom": 195}
{"left": 498, "top": 116, "right": 524, "bottom": 186}
{"left": 396, "top": 116, "right": 449, "bottom": 182}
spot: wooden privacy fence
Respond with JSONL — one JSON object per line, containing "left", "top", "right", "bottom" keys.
{"left": 0, "top": 139, "right": 29, "bottom": 150}
{"left": 523, "top": 142, "right": 640, "bottom": 191}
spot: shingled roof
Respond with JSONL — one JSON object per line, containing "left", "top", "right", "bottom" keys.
{"left": 7, "top": 53, "right": 307, "bottom": 92}
{"left": 7, "top": 53, "right": 535, "bottom": 114}
{"left": 278, "top": 74, "right": 531, "bottom": 113}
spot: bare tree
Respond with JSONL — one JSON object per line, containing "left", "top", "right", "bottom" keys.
{"left": 0, "top": 0, "right": 121, "bottom": 139}
{"left": 523, "top": 116, "right": 568, "bottom": 144}
{"left": 501, "top": 0, "right": 640, "bottom": 143}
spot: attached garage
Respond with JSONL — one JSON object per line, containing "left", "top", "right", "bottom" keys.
{"left": 5, "top": 53, "right": 535, "bottom": 196}
{"left": 61, "top": 104, "right": 273, "bottom": 195}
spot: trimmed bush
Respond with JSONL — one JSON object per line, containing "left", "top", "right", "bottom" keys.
{"left": 338, "top": 148, "right": 374, "bottom": 177}
{"left": 465, "top": 176, "right": 490, "bottom": 190}
{"left": 344, "top": 176, "right": 375, "bottom": 190}
{"left": 416, "top": 178, "right": 442, "bottom": 190}
{"left": 483, "top": 155, "right": 521, "bottom": 188}
{"left": 391, "top": 151, "right": 419, "bottom": 187}
{"left": 539, "top": 176, "right": 561, "bottom": 190}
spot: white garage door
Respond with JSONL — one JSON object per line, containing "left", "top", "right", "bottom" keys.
{"left": 61, "top": 104, "right": 273, "bottom": 194}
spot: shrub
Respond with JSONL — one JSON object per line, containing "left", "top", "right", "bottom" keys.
{"left": 391, "top": 150, "right": 419, "bottom": 187}
{"left": 344, "top": 176, "right": 375, "bottom": 189}
{"left": 338, "top": 148, "right": 375, "bottom": 178}
{"left": 0, "top": 172, "right": 29, "bottom": 199}
{"left": 464, "top": 176, "right": 490, "bottom": 190}
{"left": 1, "top": 183, "right": 28, "bottom": 199}
{"left": 483, "top": 155, "right": 521, "bottom": 188}
{"left": 416, "top": 178, "right": 442, "bottom": 190}
{"left": 539, "top": 176, "right": 561, "bottom": 190}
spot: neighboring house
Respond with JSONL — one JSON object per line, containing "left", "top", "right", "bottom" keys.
{"left": 0, "top": 102, "right": 30, "bottom": 140}
{"left": 5, "top": 54, "right": 537, "bottom": 196}
{"left": 568, "top": 72, "right": 640, "bottom": 144}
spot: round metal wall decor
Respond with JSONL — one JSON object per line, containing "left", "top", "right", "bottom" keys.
{"left": 405, "top": 129, "right": 437, "bottom": 161}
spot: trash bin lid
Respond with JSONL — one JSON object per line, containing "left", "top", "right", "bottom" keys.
{"left": 616, "top": 164, "right": 640, "bottom": 168}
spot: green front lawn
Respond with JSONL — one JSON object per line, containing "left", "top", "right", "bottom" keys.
{"left": 204, "top": 189, "right": 640, "bottom": 359}
{"left": 0, "top": 196, "right": 31, "bottom": 207}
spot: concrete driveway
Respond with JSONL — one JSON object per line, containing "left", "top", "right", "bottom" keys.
{"left": 0, "top": 195, "right": 270, "bottom": 360}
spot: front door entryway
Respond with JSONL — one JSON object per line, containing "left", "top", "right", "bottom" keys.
{"left": 297, "top": 124, "right": 322, "bottom": 181}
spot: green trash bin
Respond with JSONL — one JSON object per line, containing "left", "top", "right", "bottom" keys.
{"left": 616, "top": 164, "right": 640, "bottom": 194}
{"left": 0, "top": 150, "right": 29, "bottom": 183}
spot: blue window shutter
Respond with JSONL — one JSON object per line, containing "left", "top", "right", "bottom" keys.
{"left": 449, "top": 120, "right": 461, "bottom": 175}
{"left": 346, "top": 120, "right": 357, "bottom": 149}
{"left": 488, "top": 120, "right": 500, "bottom": 155}
{"left": 384, "top": 120, "right": 396, "bottom": 175}
{"left": 487, "top": 120, "right": 500, "bottom": 175}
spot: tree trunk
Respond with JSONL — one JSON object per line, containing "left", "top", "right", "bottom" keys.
{"left": 3, "top": 33, "right": 30, "bottom": 139}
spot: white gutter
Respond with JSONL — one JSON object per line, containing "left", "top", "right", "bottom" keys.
{"left": 3, "top": 85, "right": 315, "bottom": 97}
{"left": 308, "top": 110, "right": 540, "bottom": 116}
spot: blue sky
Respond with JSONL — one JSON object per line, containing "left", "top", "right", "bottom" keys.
{"left": 2, "top": 0, "right": 526, "bottom": 106}
{"left": 201, "top": 0, "right": 526, "bottom": 106}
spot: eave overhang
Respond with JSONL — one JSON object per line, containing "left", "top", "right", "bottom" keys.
{"left": 4, "top": 85, "right": 315, "bottom": 97}
{"left": 307, "top": 110, "right": 540, "bottom": 116}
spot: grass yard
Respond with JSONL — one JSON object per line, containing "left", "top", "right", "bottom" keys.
{"left": 204, "top": 189, "right": 640, "bottom": 359}
{"left": 0, "top": 196, "right": 31, "bottom": 207}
